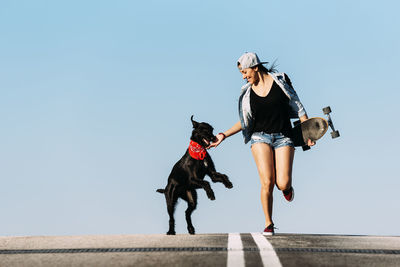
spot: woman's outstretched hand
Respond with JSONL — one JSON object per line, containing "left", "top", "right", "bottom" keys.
{"left": 207, "top": 133, "right": 225, "bottom": 149}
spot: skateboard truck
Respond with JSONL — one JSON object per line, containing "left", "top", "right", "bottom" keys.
{"left": 322, "top": 106, "right": 340, "bottom": 139}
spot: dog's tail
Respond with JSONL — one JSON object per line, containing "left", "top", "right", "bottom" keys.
{"left": 156, "top": 189, "right": 165, "bottom": 194}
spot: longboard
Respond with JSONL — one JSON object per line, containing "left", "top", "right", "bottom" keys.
{"left": 292, "top": 106, "right": 340, "bottom": 151}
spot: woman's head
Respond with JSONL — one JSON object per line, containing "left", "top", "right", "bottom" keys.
{"left": 238, "top": 64, "right": 260, "bottom": 85}
{"left": 237, "top": 52, "right": 276, "bottom": 84}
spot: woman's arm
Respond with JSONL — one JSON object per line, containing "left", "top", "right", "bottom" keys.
{"left": 299, "top": 114, "right": 308, "bottom": 123}
{"left": 207, "top": 121, "right": 242, "bottom": 148}
{"left": 223, "top": 121, "right": 242, "bottom": 138}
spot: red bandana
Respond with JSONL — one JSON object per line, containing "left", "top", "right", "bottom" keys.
{"left": 188, "top": 140, "right": 207, "bottom": 160}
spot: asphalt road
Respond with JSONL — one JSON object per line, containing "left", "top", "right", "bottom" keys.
{"left": 0, "top": 233, "right": 399, "bottom": 266}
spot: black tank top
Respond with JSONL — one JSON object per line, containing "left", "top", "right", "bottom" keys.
{"left": 250, "top": 81, "right": 292, "bottom": 137}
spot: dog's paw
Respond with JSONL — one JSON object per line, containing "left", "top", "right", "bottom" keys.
{"left": 225, "top": 181, "right": 233, "bottom": 189}
{"left": 188, "top": 227, "right": 195, "bottom": 235}
{"left": 207, "top": 192, "right": 216, "bottom": 200}
{"left": 166, "top": 230, "right": 176, "bottom": 235}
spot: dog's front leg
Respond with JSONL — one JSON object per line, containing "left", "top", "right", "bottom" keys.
{"left": 205, "top": 157, "right": 233, "bottom": 188}
{"left": 209, "top": 171, "right": 233, "bottom": 189}
{"left": 190, "top": 179, "right": 215, "bottom": 200}
{"left": 204, "top": 155, "right": 233, "bottom": 188}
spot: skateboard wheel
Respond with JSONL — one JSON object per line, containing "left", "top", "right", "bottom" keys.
{"left": 331, "top": 130, "right": 340, "bottom": 138}
{"left": 302, "top": 145, "right": 310, "bottom": 151}
{"left": 323, "top": 106, "right": 331, "bottom": 114}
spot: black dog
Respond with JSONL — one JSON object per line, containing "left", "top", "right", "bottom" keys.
{"left": 156, "top": 116, "right": 233, "bottom": 235}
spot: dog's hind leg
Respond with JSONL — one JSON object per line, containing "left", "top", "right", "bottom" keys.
{"left": 166, "top": 184, "right": 178, "bottom": 235}
{"left": 185, "top": 190, "right": 197, "bottom": 235}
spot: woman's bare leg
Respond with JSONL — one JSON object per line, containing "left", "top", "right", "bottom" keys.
{"left": 251, "top": 143, "right": 275, "bottom": 227}
{"left": 275, "top": 146, "right": 295, "bottom": 191}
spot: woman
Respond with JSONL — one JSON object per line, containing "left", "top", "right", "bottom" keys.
{"left": 208, "top": 52, "right": 314, "bottom": 235}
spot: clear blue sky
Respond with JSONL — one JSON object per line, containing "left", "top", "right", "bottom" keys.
{"left": 1, "top": 0, "right": 399, "bottom": 236}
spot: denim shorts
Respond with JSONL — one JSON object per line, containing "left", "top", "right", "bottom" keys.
{"left": 250, "top": 132, "right": 294, "bottom": 149}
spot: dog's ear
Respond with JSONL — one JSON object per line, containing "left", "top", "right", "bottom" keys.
{"left": 191, "top": 115, "right": 199, "bottom": 128}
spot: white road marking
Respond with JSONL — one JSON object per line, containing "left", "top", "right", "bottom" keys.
{"left": 227, "top": 233, "right": 245, "bottom": 267}
{"left": 251, "top": 232, "right": 282, "bottom": 267}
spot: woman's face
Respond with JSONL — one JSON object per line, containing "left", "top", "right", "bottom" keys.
{"left": 238, "top": 65, "right": 259, "bottom": 85}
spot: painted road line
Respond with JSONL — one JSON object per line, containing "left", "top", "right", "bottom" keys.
{"left": 227, "top": 233, "right": 245, "bottom": 267}
{"left": 251, "top": 232, "right": 282, "bottom": 267}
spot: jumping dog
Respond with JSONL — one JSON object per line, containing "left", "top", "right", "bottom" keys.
{"left": 156, "top": 116, "right": 233, "bottom": 235}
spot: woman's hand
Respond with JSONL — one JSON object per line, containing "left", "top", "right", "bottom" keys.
{"left": 307, "top": 139, "right": 316, "bottom": 146}
{"left": 207, "top": 133, "right": 225, "bottom": 149}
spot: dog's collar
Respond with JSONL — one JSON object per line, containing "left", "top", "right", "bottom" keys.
{"left": 188, "top": 140, "right": 207, "bottom": 160}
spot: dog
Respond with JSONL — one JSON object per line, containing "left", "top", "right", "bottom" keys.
{"left": 156, "top": 116, "right": 233, "bottom": 235}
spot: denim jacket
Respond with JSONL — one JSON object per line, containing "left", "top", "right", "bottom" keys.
{"left": 238, "top": 72, "right": 307, "bottom": 144}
